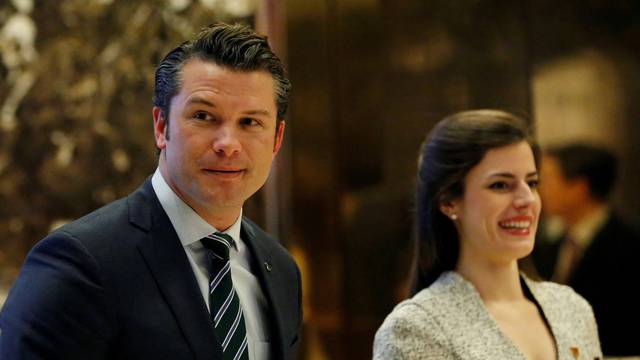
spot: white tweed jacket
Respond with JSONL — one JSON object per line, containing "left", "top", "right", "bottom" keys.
{"left": 373, "top": 271, "right": 602, "bottom": 360}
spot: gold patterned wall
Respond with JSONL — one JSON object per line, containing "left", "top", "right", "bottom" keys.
{"left": 0, "top": 0, "right": 259, "bottom": 303}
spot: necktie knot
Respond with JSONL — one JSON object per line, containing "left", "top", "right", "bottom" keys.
{"left": 202, "top": 232, "right": 234, "bottom": 260}
{"left": 553, "top": 233, "right": 583, "bottom": 284}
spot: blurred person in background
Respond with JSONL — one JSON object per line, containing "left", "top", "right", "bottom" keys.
{"left": 374, "top": 110, "right": 601, "bottom": 359}
{"left": 0, "top": 23, "right": 302, "bottom": 360}
{"left": 530, "top": 143, "right": 640, "bottom": 357}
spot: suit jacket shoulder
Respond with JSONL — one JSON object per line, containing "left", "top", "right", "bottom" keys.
{"left": 1, "top": 179, "right": 302, "bottom": 360}
{"left": 0, "top": 186, "right": 140, "bottom": 359}
{"left": 570, "top": 212, "right": 640, "bottom": 355}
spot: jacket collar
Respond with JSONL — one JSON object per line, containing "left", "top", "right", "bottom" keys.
{"left": 129, "top": 179, "right": 291, "bottom": 359}
{"left": 129, "top": 179, "right": 222, "bottom": 359}
{"left": 241, "top": 217, "right": 291, "bottom": 359}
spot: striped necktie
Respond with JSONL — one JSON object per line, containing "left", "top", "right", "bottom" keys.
{"left": 201, "top": 232, "right": 249, "bottom": 360}
{"left": 553, "top": 233, "right": 583, "bottom": 284}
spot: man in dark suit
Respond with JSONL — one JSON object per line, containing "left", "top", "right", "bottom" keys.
{"left": 530, "top": 143, "right": 640, "bottom": 357}
{"left": 0, "top": 23, "right": 302, "bottom": 360}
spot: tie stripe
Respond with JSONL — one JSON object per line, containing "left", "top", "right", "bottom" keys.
{"left": 222, "top": 306, "right": 244, "bottom": 349}
{"left": 202, "top": 232, "right": 249, "bottom": 360}
{"left": 214, "top": 287, "right": 236, "bottom": 325}
{"left": 233, "top": 337, "right": 248, "bottom": 360}
{"left": 210, "top": 262, "right": 230, "bottom": 293}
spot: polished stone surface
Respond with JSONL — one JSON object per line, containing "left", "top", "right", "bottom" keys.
{"left": 0, "top": 0, "right": 255, "bottom": 302}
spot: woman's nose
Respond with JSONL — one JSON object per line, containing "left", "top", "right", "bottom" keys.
{"left": 513, "top": 182, "right": 536, "bottom": 208}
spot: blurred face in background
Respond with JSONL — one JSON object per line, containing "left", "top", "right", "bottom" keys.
{"left": 539, "top": 154, "right": 582, "bottom": 219}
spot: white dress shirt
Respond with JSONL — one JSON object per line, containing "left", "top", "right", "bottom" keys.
{"left": 152, "top": 169, "right": 271, "bottom": 360}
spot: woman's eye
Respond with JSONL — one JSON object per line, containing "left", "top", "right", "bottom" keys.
{"left": 489, "top": 182, "right": 510, "bottom": 190}
{"left": 528, "top": 179, "right": 539, "bottom": 189}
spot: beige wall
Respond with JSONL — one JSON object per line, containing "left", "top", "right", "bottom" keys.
{"left": 534, "top": 49, "right": 625, "bottom": 149}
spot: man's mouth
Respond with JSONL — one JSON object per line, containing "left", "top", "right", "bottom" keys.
{"left": 203, "top": 168, "right": 244, "bottom": 178}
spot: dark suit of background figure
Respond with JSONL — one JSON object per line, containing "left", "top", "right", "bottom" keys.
{"left": 529, "top": 142, "right": 640, "bottom": 356}
{"left": 531, "top": 212, "right": 640, "bottom": 356}
{"left": 0, "top": 179, "right": 301, "bottom": 360}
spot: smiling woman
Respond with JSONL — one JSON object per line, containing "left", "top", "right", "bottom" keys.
{"left": 450, "top": 141, "right": 540, "bottom": 266}
{"left": 373, "top": 110, "right": 603, "bottom": 360}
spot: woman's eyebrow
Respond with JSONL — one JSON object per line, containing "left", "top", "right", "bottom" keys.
{"left": 486, "top": 171, "right": 538, "bottom": 179}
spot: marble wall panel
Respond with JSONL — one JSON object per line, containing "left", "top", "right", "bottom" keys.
{"left": 0, "top": 0, "right": 256, "bottom": 302}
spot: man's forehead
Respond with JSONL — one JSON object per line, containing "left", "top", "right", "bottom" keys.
{"left": 175, "top": 59, "right": 277, "bottom": 99}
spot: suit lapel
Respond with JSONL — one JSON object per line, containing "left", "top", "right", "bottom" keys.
{"left": 569, "top": 215, "right": 614, "bottom": 286}
{"left": 129, "top": 180, "right": 222, "bottom": 360}
{"left": 241, "top": 218, "right": 288, "bottom": 359}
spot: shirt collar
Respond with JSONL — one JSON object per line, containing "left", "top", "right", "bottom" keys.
{"left": 151, "top": 168, "right": 242, "bottom": 250}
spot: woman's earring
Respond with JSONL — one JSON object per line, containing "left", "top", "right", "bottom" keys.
{"left": 450, "top": 214, "right": 458, "bottom": 220}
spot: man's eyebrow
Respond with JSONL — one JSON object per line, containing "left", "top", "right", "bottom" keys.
{"left": 186, "top": 97, "right": 215, "bottom": 107}
{"left": 241, "top": 109, "right": 271, "bottom": 116}
{"left": 184, "top": 98, "right": 271, "bottom": 117}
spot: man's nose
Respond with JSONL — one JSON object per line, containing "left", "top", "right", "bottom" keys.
{"left": 212, "top": 127, "right": 241, "bottom": 156}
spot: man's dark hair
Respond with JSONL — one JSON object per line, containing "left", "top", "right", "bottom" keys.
{"left": 546, "top": 143, "right": 617, "bottom": 201}
{"left": 153, "top": 22, "right": 291, "bottom": 138}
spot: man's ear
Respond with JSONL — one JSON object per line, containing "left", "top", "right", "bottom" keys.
{"left": 272, "top": 120, "right": 286, "bottom": 157}
{"left": 153, "top": 106, "right": 168, "bottom": 150}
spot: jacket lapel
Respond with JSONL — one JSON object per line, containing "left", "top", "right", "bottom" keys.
{"left": 241, "top": 218, "right": 288, "bottom": 359}
{"left": 129, "top": 180, "right": 222, "bottom": 360}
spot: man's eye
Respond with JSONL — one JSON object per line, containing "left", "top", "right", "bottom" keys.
{"left": 240, "top": 118, "right": 259, "bottom": 126}
{"left": 193, "top": 112, "right": 210, "bottom": 121}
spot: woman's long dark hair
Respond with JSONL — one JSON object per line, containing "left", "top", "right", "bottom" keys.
{"left": 409, "top": 109, "right": 538, "bottom": 295}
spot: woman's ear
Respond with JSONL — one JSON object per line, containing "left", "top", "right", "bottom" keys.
{"left": 439, "top": 198, "right": 459, "bottom": 221}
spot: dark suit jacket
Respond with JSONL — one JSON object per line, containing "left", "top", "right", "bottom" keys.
{"left": 0, "top": 179, "right": 302, "bottom": 360}
{"left": 530, "top": 213, "right": 640, "bottom": 356}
